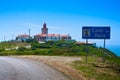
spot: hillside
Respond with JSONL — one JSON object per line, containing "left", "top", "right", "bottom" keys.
{"left": 0, "top": 41, "right": 120, "bottom": 80}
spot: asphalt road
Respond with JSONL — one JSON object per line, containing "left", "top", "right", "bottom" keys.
{"left": 0, "top": 57, "right": 69, "bottom": 80}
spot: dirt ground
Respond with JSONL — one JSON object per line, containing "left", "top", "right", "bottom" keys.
{"left": 13, "top": 56, "right": 86, "bottom": 80}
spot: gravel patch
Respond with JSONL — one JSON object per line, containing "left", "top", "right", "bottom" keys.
{"left": 13, "top": 56, "right": 86, "bottom": 80}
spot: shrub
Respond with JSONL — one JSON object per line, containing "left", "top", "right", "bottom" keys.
{"left": 49, "top": 48, "right": 67, "bottom": 55}
{"left": 33, "top": 49, "right": 49, "bottom": 55}
{"left": 0, "top": 48, "right": 5, "bottom": 52}
{"left": 17, "top": 47, "right": 26, "bottom": 51}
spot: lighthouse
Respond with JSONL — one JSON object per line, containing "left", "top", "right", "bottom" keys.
{"left": 41, "top": 22, "right": 48, "bottom": 34}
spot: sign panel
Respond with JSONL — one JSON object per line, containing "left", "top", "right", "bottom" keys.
{"left": 82, "top": 27, "right": 110, "bottom": 39}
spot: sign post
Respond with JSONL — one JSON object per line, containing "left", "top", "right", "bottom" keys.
{"left": 86, "top": 39, "right": 88, "bottom": 62}
{"left": 104, "top": 39, "right": 106, "bottom": 48}
{"left": 82, "top": 26, "right": 110, "bottom": 62}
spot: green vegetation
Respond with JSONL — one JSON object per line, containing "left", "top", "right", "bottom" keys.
{"left": 0, "top": 40, "right": 119, "bottom": 57}
{"left": 71, "top": 56, "right": 120, "bottom": 80}
{"left": 0, "top": 40, "right": 120, "bottom": 66}
{"left": 0, "top": 40, "right": 120, "bottom": 80}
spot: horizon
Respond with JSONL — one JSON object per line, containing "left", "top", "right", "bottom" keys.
{"left": 0, "top": 0, "right": 120, "bottom": 55}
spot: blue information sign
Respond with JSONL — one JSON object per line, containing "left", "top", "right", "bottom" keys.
{"left": 82, "top": 27, "right": 110, "bottom": 39}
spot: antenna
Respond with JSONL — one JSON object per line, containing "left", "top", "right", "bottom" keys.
{"left": 28, "top": 29, "right": 31, "bottom": 39}
{"left": 28, "top": 24, "right": 31, "bottom": 39}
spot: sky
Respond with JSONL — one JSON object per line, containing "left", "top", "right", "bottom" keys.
{"left": 0, "top": 0, "right": 120, "bottom": 48}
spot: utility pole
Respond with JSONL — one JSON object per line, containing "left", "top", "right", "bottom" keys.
{"left": 104, "top": 39, "right": 106, "bottom": 49}
{"left": 4, "top": 36, "right": 6, "bottom": 41}
{"left": 12, "top": 34, "right": 14, "bottom": 40}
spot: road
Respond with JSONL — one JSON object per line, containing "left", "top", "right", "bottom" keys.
{"left": 0, "top": 57, "right": 69, "bottom": 80}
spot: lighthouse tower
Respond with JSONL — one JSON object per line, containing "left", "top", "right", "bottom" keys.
{"left": 41, "top": 22, "right": 48, "bottom": 34}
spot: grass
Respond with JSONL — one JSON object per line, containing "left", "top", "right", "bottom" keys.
{"left": 71, "top": 56, "right": 120, "bottom": 80}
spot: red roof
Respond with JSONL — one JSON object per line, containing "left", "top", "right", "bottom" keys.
{"left": 61, "top": 34, "right": 69, "bottom": 37}
{"left": 16, "top": 34, "right": 30, "bottom": 38}
{"left": 35, "top": 34, "right": 59, "bottom": 37}
{"left": 35, "top": 34, "right": 69, "bottom": 37}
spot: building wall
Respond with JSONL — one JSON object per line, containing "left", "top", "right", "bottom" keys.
{"left": 16, "top": 34, "right": 32, "bottom": 42}
{"left": 34, "top": 34, "right": 71, "bottom": 42}
{"left": 16, "top": 37, "right": 30, "bottom": 42}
